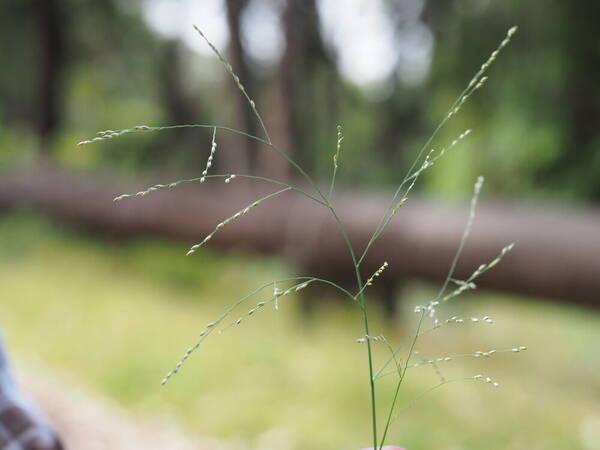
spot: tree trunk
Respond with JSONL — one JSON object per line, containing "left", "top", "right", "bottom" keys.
{"left": 34, "top": 0, "right": 66, "bottom": 154}
{"left": 224, "top": 0, "right": 256, "bottom": 174}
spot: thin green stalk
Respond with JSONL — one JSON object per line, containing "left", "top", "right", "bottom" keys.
{"left": 373, "top": 336, "right": 408, "bottom": 380}
{"left": 187, "top": 187, "right": 292, "bottom": 255}
{"left": 362, "top": 301, "right": 379, "bottom": 449}
{"left": 379, "top": 311, "right": 425, "bottom": 449}
{"left": 389, "top": 377, "right": 474, "bottom": 424}
{"left": 326, "top": 206, "right": 378, "bottom": 448}
{"left": 162, "top": 275, "right": 355, "bottom": 385}
{"left": 113, "top": 173, "right": 327, "bottom": 207}
{"left": 435, "top": 176, "right": 483, "bottom": 301}
{"left": 193, "top": 25, "right": 272, "bottom": 145}
{"left": 79, "top": 124, "right": 270, "bottom": 147}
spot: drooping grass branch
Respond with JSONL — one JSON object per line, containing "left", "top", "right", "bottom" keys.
{"left": 358, "top": 26, "right": 518, "bottom": 270}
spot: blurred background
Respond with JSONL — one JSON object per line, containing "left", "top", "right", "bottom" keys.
{"left": 0, "top": 0, "right": 599, "bottom": 449}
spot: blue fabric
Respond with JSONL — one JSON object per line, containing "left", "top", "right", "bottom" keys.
{"left": 0, "top": 332, "right": 64, "bottom": 450}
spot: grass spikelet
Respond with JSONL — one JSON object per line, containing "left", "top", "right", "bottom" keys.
{"left": 192, "top": 25, "right": 271, "bottom": 144}
{"left": 472, "top": 374, "right": 501, "bottom": 387}
{"left": 112, "top": 172, "right": 318, "bottom": 203}
{"left": 365, "top": 262, "right": 388, "bottom": 287}
{"left": 200, "top": 127, "right": 218, "bottom": 183}
{"left": 449, "top": 26, "right": 519, "bottom": 119}
{"left": 353, "top": 262, "right": 390, "bottom": 301}
{"left": 224, "top": 280, "right": 313, "bottom": 330}
{"left": 160, "top": 278, "right": 325, "bottom": 385}
{"left": 329, "top": 125, "right": 344, "bottom": 200}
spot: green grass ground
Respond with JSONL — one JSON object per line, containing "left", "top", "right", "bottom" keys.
{"left": 1, "top": 213, "right": 599, "bottom": 450}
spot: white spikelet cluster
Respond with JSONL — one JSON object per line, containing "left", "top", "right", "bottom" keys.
{"left": 113, "top": 181, "right": 181, "bottom": 202}
{"left": 365, "top": 262, "right": 389, "bottom": 287}
{"left": 412, "top": 356, "right": 453, "bottom": 367}
{"left": 474, "top": 76, "right": 488, "bottom": 90}
{"left": 77, "top": 125, "right": 150, "bottom": 146}
{"left": 432, "top": 129, "right": 472, "bottom": 162}
{"left": 333, "top": 125, "right": 343, "bottom": 169}
{"left": 448, "top": 26, "right": 518, "bottom": 119}
{"left": 392, "top": 149, "right": 436, "bottom": 216}
{"left": 201, "top": 128, "right": 218, "bottom": 183}
{"left": 273, "top": 285, "right": 282, "bottom": 310}
{"left": 470, "top": 243, "right": 515, "bottom": 278}
{"left": 187, "top": 187, "right": 290, "bottom": 256}
{"left": 187, "top": 203, "right": 257, "bottom": 255}
{"left": 77, "top": 129, "right": 120, "bottom": 146}
{"left": 162, "top": 278, "right": 311, "bottom": 384}
{"left": 162, "top": 318, "right": 228, "bottom": 385}
{"left": 432, "top": 315, "right": 494, "bottom": 329}
{"left": 426, "top": 280, "right": 477, "bottom": 315}
{"left": 161, "top": 336, "right": 204, "bottom": 385}
{"left": 356, "top": 335, "right": 382, "bottom": 344}
{"left": 231, "top": 281, "right": 311, "bottom": 327}
{"left": 473, "top": 374, "right": 500, "bottom": 387}
{"left": 225, "top": 174, "right": 236, "bottom": 183}
{"left": 399, "top": 129, "right": 472, "bottom": 214}
{"left": 192, "top": 25, "right": 263, "bottom": 126}
{"left": 421, "top": 242, "right": 514, "bottom": 319}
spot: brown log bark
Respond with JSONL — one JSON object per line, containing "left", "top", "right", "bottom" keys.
{"left": 1, "top": 165, "right": 599, "bottom": 309}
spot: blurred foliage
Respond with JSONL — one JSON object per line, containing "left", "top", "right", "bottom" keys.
{"left": 0, "top": 0, "right": 598, "bottom": 201}
{"left": 1, "top": 213, "right": 599, "bottom": 449}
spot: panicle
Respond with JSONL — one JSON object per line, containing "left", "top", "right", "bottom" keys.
{"left": 365, "top": 262, "right": 389, "bottom": 287}
{"left": 201, "top": 128, "right": 218, "bottom": 183}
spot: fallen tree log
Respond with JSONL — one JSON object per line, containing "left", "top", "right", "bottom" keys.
{"left": 1, "top": 164, "right": 599, "bottom": 309}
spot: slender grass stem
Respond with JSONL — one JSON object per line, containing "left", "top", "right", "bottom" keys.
{"left": 187, "top": 187, "right": 292, "bottom": 255}
{"left": 389, "top": 377, "right": 475, "bottom": 424}
{"left": 113, "top": 173, "right": 327, "bottom": 207}
{"left": 329, "top": 166, "right": 338, "bottom": 201}
{"left": 325, "top": 206, "right": 378, "bottom": 448}
{"left": 161, "top": 275, "right": 355, "bottom": 385}
{"left": 193, "top": 25, "right": 272, "bottom": 145}
{"left": 435, "top": 176, "right": 483, "bottom": 302}
{"left": 329, "top": 125, "right": 343, "bottom": 201}
{"left": 79, "top": 124, "right": 270, "bottom": 147}
{"left": 378, "top": 311, "right": 425, "bottom": 449}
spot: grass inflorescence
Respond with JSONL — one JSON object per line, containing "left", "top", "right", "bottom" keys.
{"left": 79, "top": 24, "right": 524, "bottom": 450}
